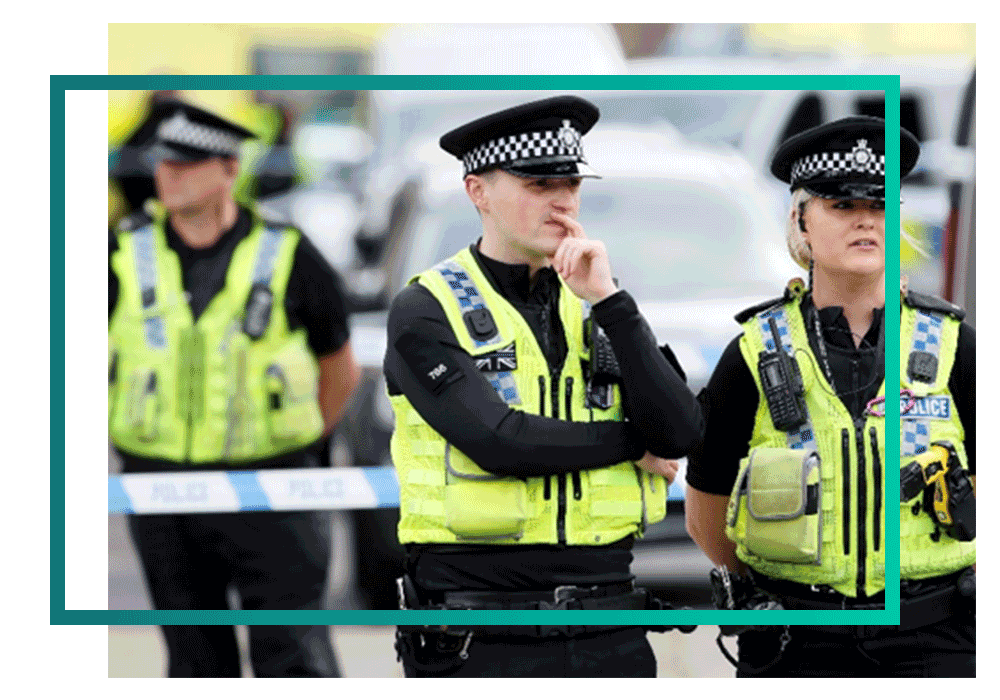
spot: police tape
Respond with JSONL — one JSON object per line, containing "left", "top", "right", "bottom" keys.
{"left": 109, "top": 467, "right": 685, "bottom": 515}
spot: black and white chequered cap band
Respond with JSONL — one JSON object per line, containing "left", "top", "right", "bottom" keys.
{"left": 790, "top": 139, "right": 885, "bottom": 184}
{"left": 462, "top": 120, "right": 585, "bottom": 175}
{"left": 157, "top": 111, "right": 242, "bottom": 157}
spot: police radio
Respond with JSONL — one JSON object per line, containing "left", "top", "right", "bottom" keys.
{"left": 757, "top": 317, "right": 808, "bottom": 432}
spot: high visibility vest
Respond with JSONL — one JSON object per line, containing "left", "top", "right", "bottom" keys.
{"left": 726, "top": 283, "right": 974, "bottom": 597}
{"left": 898, "top": 292, "right": 976, "bottom": 578}
{"left": 108, "top": 207, "right": 324, "bottom": 463}
{"left": 390, "top": 247, "right": 666, "bottom": 545}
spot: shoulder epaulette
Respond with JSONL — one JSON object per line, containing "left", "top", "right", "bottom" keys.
{"left": 735, "top": 294, "right": 789, "bottom": 324}
{"left": 115, "top": 209, "right": 153, "bottom": 233}
{"left": 904, "top": 290, "right": 966, "bottom": 321}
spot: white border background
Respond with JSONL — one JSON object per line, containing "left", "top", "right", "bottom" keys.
{"left": 10, "top": 4, "right": 992, "bottom": 693}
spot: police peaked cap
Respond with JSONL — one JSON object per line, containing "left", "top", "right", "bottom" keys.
{"left": 146, "top": 99, "right": 257, "bottom": 164}
{"left": 440, "top": 95, "right": 601, "bottom": 179}
{"left": 770, "top": 116, "right": 920, "bottom": 201}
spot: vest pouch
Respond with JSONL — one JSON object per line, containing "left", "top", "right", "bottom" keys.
{"left": 733, "top": 447, "right": 822, "bottom": 565}
{"left": 125, "top": 368, "right": 160, "bottom": 442}
{"left": 261, "top": 342, "right": 323, "bottom": 446}
{"left": 443, "top": 443, "right": 527, "bottom": 540}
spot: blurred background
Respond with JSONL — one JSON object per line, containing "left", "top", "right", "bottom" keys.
{"left": 107, "top": 22, "right": 976, "bottom": 677}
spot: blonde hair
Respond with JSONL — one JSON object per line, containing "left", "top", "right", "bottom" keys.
{"left": 786, "top": 188, "right": 813, "bottom": 270}
{"left": 788, "top": 187, "right": 930, "bottom": 270}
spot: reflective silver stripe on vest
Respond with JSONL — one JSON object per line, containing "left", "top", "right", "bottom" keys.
{"left": 756, "top": 307, "right": 817, "bottom": 451}
{"left": 902, "top": 309, "right": 944, "bottom": 456}
{"left": 131, "top": 229, "right": 167, "bottom": 349}
{"left": 434, "top": 259, "right": 521, "bottom": 406}
{"left": 252, "top": 227, "right": 284, "bottom": 284}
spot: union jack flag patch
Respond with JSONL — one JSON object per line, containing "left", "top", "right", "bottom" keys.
{"left": 476, "top": 342, "right": 517, "bottom": 372}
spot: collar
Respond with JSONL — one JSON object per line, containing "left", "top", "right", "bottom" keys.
{"left": 164, "top": 206, "right": 252, "bottom": 258}
{"left": 802, "top": 294, "right": 884, "bottom": 352}
{"left": 470, "top": 240, "right": 561, "bottom": 305}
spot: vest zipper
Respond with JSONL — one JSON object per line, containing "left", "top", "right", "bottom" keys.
{"left": 566, "top": 376, "right": 582, "bottom": 500}
{"left": 869, "top": 427, "right": 882, "bottom": 553}
{"left": 841, "top": 429, "right": 851, "bottom": 555}
{"left": 551, "top": 368, "right": 567, "bottom": 544}
{"left": 854, "top": 417, "right": 868, "bottom": 598}
{"left": 539, "top": 375, "right": 550, "bottom": 500}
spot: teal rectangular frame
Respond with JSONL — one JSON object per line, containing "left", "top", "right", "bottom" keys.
{"left": 52, "top": 73, "right": 901, "bottom": 626}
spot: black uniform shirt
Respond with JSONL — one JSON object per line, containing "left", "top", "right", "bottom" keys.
{"left": 385, "top": 242, "right": 704, "bottom": 595}
{"left": 687, "top": 295, "right": 976, "bottom": 499}
{"left": 109, "top": 206, "right": 351, "bottom": 472}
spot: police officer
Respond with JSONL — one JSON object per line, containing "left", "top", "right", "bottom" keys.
{"left": 685, "top": 116, "right": 975, "bottom": 677}
{"left": 383, "top": 95, "right": 704, "bottom": 678}
{"left": 109, "top": 99, "right": 361, "bottom": 677}
{"left": 109, "top": 90, "right": 181, "bottom": 225}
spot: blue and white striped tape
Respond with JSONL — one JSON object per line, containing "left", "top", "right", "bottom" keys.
{"left": 109, "top": 466, "right": 685, "bottom": 514}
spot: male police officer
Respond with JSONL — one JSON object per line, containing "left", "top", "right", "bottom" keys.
{"left": 109, "top": 99, "right": 360, "bottom": 677}
{"left": 384, "top": 95, "right": 704, "bottom": 677}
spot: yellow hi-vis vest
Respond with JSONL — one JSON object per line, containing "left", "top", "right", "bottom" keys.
{"left": 726, "top": 283, "right": 975, "bottom": 597}
{"left": 390, "top": 247, "right": 666, "bottom": 545}
{"left": 898, "top": 291, "right": 976, "bottom": 578}
{"left": 108, "top": 207, "right": 324, "bottom": 463}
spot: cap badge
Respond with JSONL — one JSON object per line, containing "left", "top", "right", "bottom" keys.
{"left": 558, "top": 120, "right": 579, "bottom": 147}
{"left": 850, "top": 139, "right": 876, "bottom": 168}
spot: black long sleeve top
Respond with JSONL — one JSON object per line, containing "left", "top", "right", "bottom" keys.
{"left": 384, "top": 243, "right": 703, "bottom": 476}
{"left": 384, "top": 242, "right": 704, "bottom": 595}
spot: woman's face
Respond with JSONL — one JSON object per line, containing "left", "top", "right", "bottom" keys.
{"left": 800, "top": 197, "right": 885, "bottom": 278}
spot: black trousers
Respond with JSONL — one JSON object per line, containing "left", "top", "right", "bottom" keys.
{"left": 127, "top": 511, "right": 340, "bottom": 677}
{"left": 735, "top": 615, "right": 976, "bottom": 677}
{"left": 399, "top": 627, "right": 656, "bottom": 678}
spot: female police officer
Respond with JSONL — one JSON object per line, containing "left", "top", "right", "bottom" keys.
{"left": 685, "top": 116, "right": 975, "bottom": 677}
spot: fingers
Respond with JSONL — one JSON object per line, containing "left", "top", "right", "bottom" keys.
{"left": 550, "top": 211, "right": 585, "bottom": 239}
{"left": 635, "top": 454, "right": 679, "bottom": 485}
{"left": 553, "top": 238, "right": 604, "bottom": 280}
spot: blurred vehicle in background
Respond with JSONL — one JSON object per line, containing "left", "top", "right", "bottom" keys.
{"left": 338, "top": 123, "right": 795, "bottom": 606}
{"left": 373, "top": 23, "right": 626, "bottom": 75}
{"left": 631, "top": 54, "right": 975, "bottom": 294}
{"left": 355, "top": 85, "right": 790, "bottom": 312}
{"left": 940, "top": 69, "right": 975, "bottom": 326}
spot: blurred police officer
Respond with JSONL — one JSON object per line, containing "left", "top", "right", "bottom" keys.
{"left": 686, "top": 117, "right": 975, "bottom": 677}
{"left": 109, "top": 99, "right": 361, "bottom": 677}
{"left": 384, "top": 95, "right": 704, "bottom": 678}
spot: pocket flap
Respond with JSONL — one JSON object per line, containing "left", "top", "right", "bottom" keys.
{"left": 747, "top": 447, "right": 819, "bottom": 521}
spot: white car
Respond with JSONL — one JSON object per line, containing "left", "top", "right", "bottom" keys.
{"left": 631, "top": 54, "right": 976, "bottom": 295}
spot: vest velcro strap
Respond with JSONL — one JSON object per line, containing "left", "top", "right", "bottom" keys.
{"left": 410, "top": 500, "right": 446, "bottom": 516}
{"left": 591, "top": 501, "right": 641, "bottom": 517}
{"left": 588, "top": 468, "right": 639, "bottom": 486}
{"left": 405, "top": 468, "right": 442, "bottom": 486}
{"left": 410, "top": 439, "right": 443, "bottom": 457}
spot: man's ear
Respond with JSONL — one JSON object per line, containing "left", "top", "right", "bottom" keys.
{"left": 465, "top": 174, "right": 487, "bottom": 212}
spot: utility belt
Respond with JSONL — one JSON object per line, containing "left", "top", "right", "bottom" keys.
{"left": 753, "top": 568, "right": 975, "bottom": 634}
{"left": 394, "top": 574, "right": 693, "bottom": 674}
{"left": 710, "top": 566, "right": 975, "bottom": 674}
